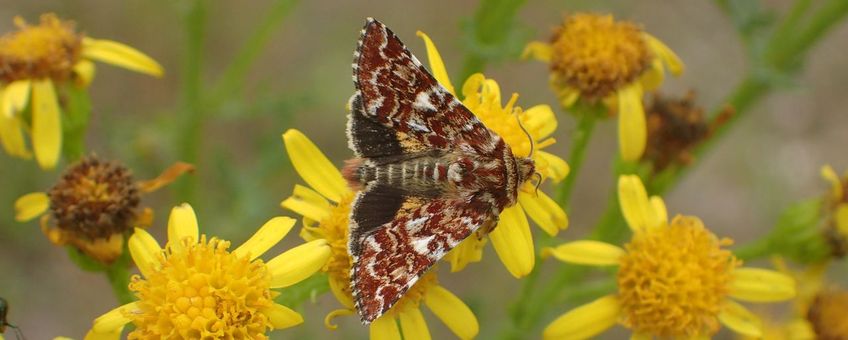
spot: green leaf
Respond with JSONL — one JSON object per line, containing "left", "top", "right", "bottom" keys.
{"left": 275, "top": 273, "right": 330, "bottom": 309}
{"left": 60, "top": 84, "right": 92, "bottom": 161}
{"left": 459, "top": 0, "right": 530, "bottom": 79}
{"left": 770, "top": 198, "right": 831, "bottom": 263}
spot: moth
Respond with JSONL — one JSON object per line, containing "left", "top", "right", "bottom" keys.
{"left": 344, "top": 18, "right": 536, "bottom": 324}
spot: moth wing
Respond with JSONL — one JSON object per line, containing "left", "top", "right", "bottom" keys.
{"left": 348, "top": 185, "right": 496, "bottom": 323}
{"left": 350, "top": 18, "right": 499, "bottom": 157}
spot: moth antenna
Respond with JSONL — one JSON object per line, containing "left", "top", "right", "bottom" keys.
{"left": 515, "top": 110, "right": 534, "bottom": 157}
{"left": 533, "top": 172, "right": 543, "bottom": 197}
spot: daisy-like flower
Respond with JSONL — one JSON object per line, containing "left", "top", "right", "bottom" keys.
{"left": 541, "top": 175, "right": 796, "bottom": 339}
{"left": 14, "top": 156, "right": 192, "bottom": 264}
{"left": 416, "top": 31, "right": 569, "bottom": 277}
{"left": 0, "top": 13, "right": 163, "bottom": 169}
{"left": 85, "top": 203, "right": 330, "bottom": 339}
{"left": 280, "top": 129, "right": 479, "bottom": 339}
{"left": 524, "top": 13, "right": 683, "bottom": 161}
{"left": 821, "top": 165, "right": 848, "bottom": 258}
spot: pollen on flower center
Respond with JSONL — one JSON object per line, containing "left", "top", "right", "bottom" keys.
{"left": 549, "top": 13, "right": 651, "bottom": 100}
{"left": 617, "top": 215, "right": 739, "bottom": 337}
{"left": 0, "top": 13, "right": 82, "bottom": 83}
{"left": 319, "top": 194, "right": 355, "bottom": 295}
{"left": 128, "top": 235, "right": 276, "bottom": 339}
{"left": 48, "top": 156, "right": 140, "bottom": 240}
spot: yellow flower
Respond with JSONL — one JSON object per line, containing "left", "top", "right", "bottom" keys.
{"left": 0, "top": 13, "right": 163, "bottom": 169}
{"left": 542, "top": 175, "right": 796, "bottom": 339}
{"left": 85, "top": 203, "right": 330, "bottom": 339}
{"left": 14, "top": 156, "right": 193, "bottom": 264}
{"left": 417, "top": 31, "right": 569, "bottom": 278}
{"left": 280, "top": 129, "right": 479, "bottom": 340}
{"left": 821, "top": 165, "right": 848, "bottom": 258}
{"left": 524, "top": 13, "right": 683, "bottom": 161}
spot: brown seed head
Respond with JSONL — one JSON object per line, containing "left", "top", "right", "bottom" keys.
{"left": 0, "top": 13, "right": 83, "bottom": 83}
{"left": 48, "top": 156, "right": 140, "bottom": 240}
{"left": 807, "top": 289, "right": 848, "bottom": 339}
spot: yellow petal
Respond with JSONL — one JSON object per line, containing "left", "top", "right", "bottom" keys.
{"left": 543, "top": 295, "right": 620, "bottom": 340}
{"left": 718, "top": 300, "right": 762, "bottom": 337}
{"left": 282, "top": 129, "right": 348, "bottom": 202}
{"left": 639, "top": 58, "right": 665, "bottom": 92}
{"left": 618, "top": 175, "right": 659, "bottom": 232}
{"left": 398, "top": 307, "right": 431, "bottom": 340}
{"left": 14, "top": 192, "right": 49, "bottom": 222}
{"left": 2, "top": 80, "right": 31, "bottom": 118}
{"left": 821, "top": 165, "right": 843, "bottom": 200}
{"left": 91, "top": 301, "right": 139, "bottom": 334}
{"left": 644, "top": 33, "right": 684, "bottom": 76}
{"left": 128, "top": 228, "right": 162, "bottom": 278}
{"left": 329, "top": 277, "right": 356, "bottom": 309}
{"left": 233, "top": 216, "right": 296, "bottom": 260}
{"left": 630, "top": 333, "right": 651, "bottom": 340}
{"left": 650, "top": 196, "right": 668, "bottom": 226}
{"left": 371, "top": 314, "right": 402, "bottom": 340}
{"left": 84, "top": 327, "right": 122, "bottom": 340}
{"left": 836, "top": 203, "right": 848, "bottom": 237}
{"left": 0, "top": 114, "right": 32, "bottom": 158}
{"left": 729, "top": 268, "right": 796, "bottom": 302}
{"left": 537, "top": 150, "right": 570, "bottom": 182}
{"left": 523, "top": 104, "right": 557, "bottom": 140}
{"left": 518, "top": 191, "right": 568, "bottom": 236}
{"left": 489, "top": 205, "right": 534, "bottom": 278}
{"left": 324, "top": 308, "right": 355, "bottom": 330}
{"left": 617, "top": 82, "right": 646, "bottom": 162}
{"left": 416, "top": 31, "right": 455, "bottom": 95}
{"left": 73, "top": 59, "right": 97, "bottom": 87}
{"left": 136, "top": 162, "right": 194, "bottom": 193}
{"left": 267, "top": 239, "right": 331, "bottom": 288}
{"left": 522, "top": 41, "right": 553, "bottom": 62}
{"left": 555, "top": 84, "right": 580, "bottom": 108}
{"left": 280, "top": 184, "right": 332, "bottom": 221}
{"left": 424, "top": 285, "right": 478, "bottom": 340}
{"left": 445, "top": 235, "right": 485, "bottom": 272}
{"left": 261, "top": 303, "right": 304, "bottom": 329}
{"left": 541, "top": 241, "right": 624, "bottom": 266}
{"left": 167, "top": 203, "right": 198, "bottom": 249}
{"left": 31, "top": 79, "right": 62, "bottom": 169}
{"left": 82, "top": 37, "right": 163, "bottom": 77}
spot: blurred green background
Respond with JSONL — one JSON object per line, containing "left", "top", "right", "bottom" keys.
{"left": 0, "top": 0, "right": 846, "bottom": 338}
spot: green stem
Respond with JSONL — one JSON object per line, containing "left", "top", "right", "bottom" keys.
{"left": 175, "top": 1, "right": 207, "bottom": 203}
{"left": 555, "top": 108, "right": 598, "bottom": 208}
{"left": 105, "top": 259, "right": 134, "bottom": 305}
{"left": 733, "top": 237, "right": 774, "bottom": 261}
{"left": 209, "top": 0, "right": 298, "bottom": 103}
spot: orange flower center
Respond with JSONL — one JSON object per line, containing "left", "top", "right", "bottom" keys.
{"left": 0, "top": 13, "right": 83, "bottom": 83}
{"left": 549, "top": 13, "right": 651, "bottom": 100}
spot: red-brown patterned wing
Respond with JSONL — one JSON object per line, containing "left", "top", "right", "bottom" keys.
{"left": 348, "top": 186, "right": 496, "bottom": 323}
{"left": 350, "top": 18, "right": 501, "bottom": 157}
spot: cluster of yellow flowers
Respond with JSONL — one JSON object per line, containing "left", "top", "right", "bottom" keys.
{"left": 2, "top": 9, "right": 846, "bottom": 340}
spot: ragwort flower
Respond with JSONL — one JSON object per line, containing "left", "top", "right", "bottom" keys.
{"left": 85, "top": 203, "right": 330, "bottom": 339}
{"left": 0, "top": 13, "right": 163, "bottom": 169}
{"left": 524, "top": 13, "right": 683, "bottom": 161}
{"left": 542, "top": 175, "right": 796, "bottom": 339}
{"left": 417, "top": 31, "right": 569, "bottom": 278}
{"left": 14, "top": 156, "right": 192, "bottom": 264}
{"left": 280, "top": 129, "right": 479, "bottom": 339}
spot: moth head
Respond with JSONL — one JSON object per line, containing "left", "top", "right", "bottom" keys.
{"left": 517, "top": 157, "right": 536, "bottom": 185}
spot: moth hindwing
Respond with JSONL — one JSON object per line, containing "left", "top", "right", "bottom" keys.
{"left": 344, "top": 18, "right": 536, "bottom": 324}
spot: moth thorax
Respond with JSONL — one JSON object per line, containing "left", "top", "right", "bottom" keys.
{"left": 516, "top": 157, "right": 535, "bottom": 184}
